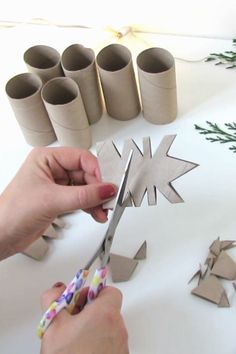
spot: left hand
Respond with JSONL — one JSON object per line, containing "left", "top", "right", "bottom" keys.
{"left": 0, "top": 147, "right": 117, "bottom": 259}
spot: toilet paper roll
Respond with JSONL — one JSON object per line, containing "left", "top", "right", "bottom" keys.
{"left": 24, "top": 45, "right": 64, "bottom": 84}
{"left": 42, "top": 77, "right": 91, "bottom": 148}
{"left": 136, "top": 47, "right": 177, "bottom": 124}
{"left": 5, "top": 72, "right": 56, "bottom": 146}
{"left": 96, "top": 44, "right": 140, "bottom": 120}
{"left": 61, "top": 44, "right": 103, "bottom": 125}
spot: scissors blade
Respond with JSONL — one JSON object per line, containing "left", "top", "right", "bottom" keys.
{"left": 100, "top": 150, "right": 133, "bottom": 266}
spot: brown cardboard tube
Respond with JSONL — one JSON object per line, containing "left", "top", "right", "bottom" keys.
{"left": 42, "top": 77, "right": 91, "bottom": 148}
{"left": 136, "top": 47, "right": 177, "bottom": 124}
{"left": 5, "top": 72, "right": 56, "bottom": 146}
{"left": 96, "top": 44, "right": 141, "bottom": 120}
{"left": 24, "top": 45, "right": 64, "bottom": 84}
{"left": 61, "top": 44, "right": 103, "bottom": 125}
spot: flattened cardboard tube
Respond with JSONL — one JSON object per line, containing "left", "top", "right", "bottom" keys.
{"left": 24, "top": 45, "right": 64, "bottom": 84}
{"left": 5, "top": 72, "right": 56, "bottom": 146}
{"left": 96, "top": 44, "right": 141, "bottom": 120}
{"left": 137, "top": 47, "right": 177, "bottom": 124}
{"left": 42, "top": 77, "right": 91, "bottom": 148}
{"left": 61, "top": 44, "right": 103, "bottom": 125}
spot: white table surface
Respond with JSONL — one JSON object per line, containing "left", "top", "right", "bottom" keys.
{"left": 1, "top": 25, "right": 236, "bottom": 354}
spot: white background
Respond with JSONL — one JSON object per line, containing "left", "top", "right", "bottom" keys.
{"left": 0, "top": 7, "right": 236, "bottom": 354}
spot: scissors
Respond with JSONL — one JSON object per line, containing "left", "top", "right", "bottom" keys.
{"left": 37, "top": 150, "right": 133, "bottom": 339}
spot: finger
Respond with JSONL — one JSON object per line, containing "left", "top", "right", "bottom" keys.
{"left": 94, "top": 286, "right": 123, "bottom": 311}
{"left": 68, "top": 171, "right": 100, "bottom": 185}
{"left": 41, "top": 282, "right": 66, "bottom": 312}
{"left": 71, "top": 287, "right": 89, "bottom": 315}
{"left": 85, "top": 206, "right": 108, "bottom": 223}
{"left": 48, "top": 148, "right": 99, "bottom": 175}
{"left": 50, "top": 183, "right": 117, "bottom": 214}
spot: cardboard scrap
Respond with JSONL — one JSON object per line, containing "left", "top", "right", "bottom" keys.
{"left": 22, "top": 237, "right": 49, "bottom": 260}
{"left": 191, "top": 275, "right": 228, "bottom": 306}
{"left": 218, "top": 291, "right": 230, "bottom": 307}
{"left": 209, "top": 237, "right": 221, "bottom": 256}
{"left": 109, "top": 253, "right": 138, "bottom": 283}
{"left": 22, "top": 218, "right": 65, "bottom": 260}
{"left": 134, "top": 241, "right": 147, "bottom": 260}
{"left": 211, "top": 251, "right": 236, "bottom": 280}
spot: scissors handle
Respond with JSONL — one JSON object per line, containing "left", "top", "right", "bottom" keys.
{"left": 87, "top": 266, "right": 108, "bottom": 304}
{"left": 37, "top": 269, "right": 89, "bottom": 338}
{"left": 37, "top": 267, "right": 108, "bottom": 338}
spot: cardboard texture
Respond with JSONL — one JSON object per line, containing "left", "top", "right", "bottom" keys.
{"left": 218, "top": 291, "right": 230, "bottom": 307}
{"left": 211, "top": 251, "right": 236, "bottom": 280}
{"left": 191, "top": 275, "right": 226, "bottom": 305}
{"left": 97, "top": 135, "right": 198, "bottom": 208}
{"left": 136, "top": 47, "right": 177, "bottom": 124}
{"left": 52, "top": 217, "right": 66, "bottom": 228}
{"left": 61, "top": 44, "right": 103, "bottom": 125}
{"left": 22, "top": 237, "right": 49, "bottom": 260}
{"left": 109, "top": 253, "right": 138, "bottom": 282}
{"left": 43, "top": 224, "right": 58, "bottom": 239}
{"left": 5, "top": 73, "right": 56, "bottom": 146}
{"left": 209, "top": 237, "right": 221, "bottom": 256}
{"left": 42, "top": 77, "right": 91, "bottom": 148}
{"left": 134, "top": 241, "right": 147, "bottom": 260}
{"left": 96, "top": 44, "right": 141, "bottom": 120}
{"left": 24, "top": 45, "right": 64, "bottom": 84}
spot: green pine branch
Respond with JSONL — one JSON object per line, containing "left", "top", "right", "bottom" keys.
{"left": 195, "top": 121, "right": 236, "bottom": 153}
{"left": 205, "top": 38, "right": 236, "bottom": 69}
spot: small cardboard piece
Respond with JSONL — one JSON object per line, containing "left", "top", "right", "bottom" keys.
{"left": 22, "top": 237, "right": 49, "bottom": 260}
{"left": 52, "top": 217, "right": 66, "bottom": 228}
{"left": 218, "top": 291, "right": 230, "bottom": 307}
{"left": 61, "top": 44, "right": 103, "bottom": 125}
{"left": 191, "top": 275, "right": 225, "bottom": 305}
{"left": 42, "top": 77, "right": 91, "bottom": 148}
{"left": 97, "top": 135, "right": 198, "bottom": 208}
{"left": 211, "top": 251, "right": 236, "bottom": 280}
{"left": 109, "top": 253, "right": 138, "bottom": 282}
{"left": 5, "top": 72, "right": 56, "bottom": 146}
{"left": 96, "top": 44, "right": 141, "bottom": 120}
{"left": 209, "top": 237, "right": 221, "bottom": 256}
{"left": 43, "top": 224, "right": 57, "bottom": 238}
{"left": 136, "top": 47, "right": 177, "bottom": 124}
{"left": 24, "top": 45, "right": 64, "bottom": 84}
{"left": 134, "top": 241, "right": 147, "bottom": 260}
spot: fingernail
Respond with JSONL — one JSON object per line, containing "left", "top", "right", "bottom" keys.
{"left": 52, "top": 282, "right": 64, "bottom": 288}
{"left": 99, "top": 185, "right": 116, "bottom": 200}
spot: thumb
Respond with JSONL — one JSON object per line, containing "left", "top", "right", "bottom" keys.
{"left": 50, "top": 183, "right": 117, "bottom": 214}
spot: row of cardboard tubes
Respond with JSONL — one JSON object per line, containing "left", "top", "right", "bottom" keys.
{"left": 6, "top": 43, "right": 177, "bottom": 147}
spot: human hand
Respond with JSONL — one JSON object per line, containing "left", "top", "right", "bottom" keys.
{"left": 0, "top": 147, "right": 117, "bottom": 259}
{"left": 40, "top": 283, "right": 129, "bottom": 354}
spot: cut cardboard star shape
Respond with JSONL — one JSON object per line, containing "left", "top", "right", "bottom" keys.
{"left": 97, "top": 135, "right": 198, "bottom": 208}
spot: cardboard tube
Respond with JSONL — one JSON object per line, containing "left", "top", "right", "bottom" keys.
{"left": 42, "top": 77, "right": 91, "bottom": 148}
{"left": 24, "top": 45, "right": 64, "bottom": 84}
{"left": 136, "top": 47, "right": 177, "bottom": 124}
{"left": 61, "top": 44, "right": 103, "bottom": 125}
{"left": 96, "top": 44, "right": 140, "bottom": 120}
{"left": 5, "top": 72, "right": 56, "bottom": 146}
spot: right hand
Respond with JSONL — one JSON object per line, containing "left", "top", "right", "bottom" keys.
{"left": 40, "top": 283, "right": 129, "bottom": 354}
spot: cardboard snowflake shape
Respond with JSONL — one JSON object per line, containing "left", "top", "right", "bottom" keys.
{"left": 97, "top": 135, "right": 198, "bottom": 208}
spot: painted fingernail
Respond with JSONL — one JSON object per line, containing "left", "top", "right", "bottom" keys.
{"left": 52, "top": 282, "right": 64, "bottom": 288}
{"left": 99, "top": 185, "right": 116, "bottom": 200}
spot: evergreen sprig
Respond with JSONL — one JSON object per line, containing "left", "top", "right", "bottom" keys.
{"left": 205, "top": 38, "right": 236, "bottom": 69}
{"left": 195, "top": 121, "right": 236, "bottom": 152}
